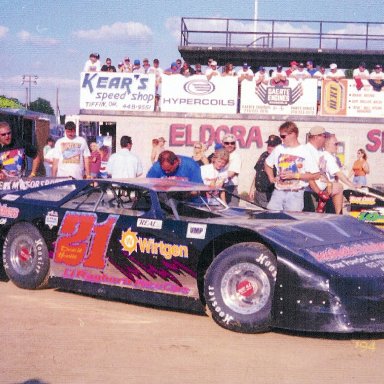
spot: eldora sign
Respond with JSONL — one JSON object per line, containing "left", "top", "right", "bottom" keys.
{"left": 80, "top": 72, "right": 155, "bottom": 111}
{"left": 169, "top": 123, "right": 263, "bottom": 148}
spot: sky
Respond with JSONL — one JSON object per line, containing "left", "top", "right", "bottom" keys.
{"left": 1, "top": 0, "right": 383, "bottom": 116}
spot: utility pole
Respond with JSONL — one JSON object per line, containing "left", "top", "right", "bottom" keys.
{"left": 21, "top": 74, "right": 38, "bottom": 109}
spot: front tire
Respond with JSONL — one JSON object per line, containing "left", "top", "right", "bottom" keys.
{"left": 204, "top": 242, "right": 276, "bottom": 333}
{"left": 2, "top": 223, "right": 50, "bottom": 289}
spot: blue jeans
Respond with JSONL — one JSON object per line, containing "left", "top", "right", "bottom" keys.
{"left": 353, "top": 175, "right": 367, "bottom": 186}
{"left": 267, "top": 189, "right": 304, "bottom": 212}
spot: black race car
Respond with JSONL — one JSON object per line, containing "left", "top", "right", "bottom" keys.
{"left": 1, "top": 178, "right": 384, "bottom": 334}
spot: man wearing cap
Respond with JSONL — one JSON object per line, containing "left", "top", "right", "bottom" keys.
{"left": 101, "top": 58, "right": 116, "bottom": 72}
{"left": 180, "top": 61, "right": 195, "bottom": 77}
{"left": 221, "top": 133, "right": 242, "bottom": 206}
{"left": 164, "top": 62, "right": 179, "bottom": 75}
{"left": 0, "top": 121, "right": 39, "bottom": 179}
{"left": 205, "top": 60, "right": 220, "bottom": 80}
{"left": 148, "top": 59, "right": 163, "bottom": 92}
{"left": 249, "top": 135, "right": 281, "bottom": 208}
{"left": 107, "top": 135, "right": 143, "bottom": 179}
{"left": 290, "top": 63, "right": 311, "bottom": 81}
{"left": 369, "top": 65, "right": 384, "bottom": 92}
{"left": 237, "top": 63, "right": 254, "bottom": 82}
{"left": 132, "top": 59, "right": 144, "bottom": 74}
{"left": 306, "top": 60, "right": 317, "bottom": 76}
{"left": 271, "top": 65, "right": 287, "bottom": 86}
{"left": 265, "top": 121, "right": 319, "bottom": 212}
{"left": 254, "top": 66, "right": 269, "bottom": 86}
{"left": 147, "top": 150, "right": 203, "bottom": 183}
{"left": 52, "top": 121, "right": 90, "bottom": 180}
{"left": 285, "top": 61, "right": 298, "bottom": 77}
{"left": 326, "top": 63, "right": 345, "bottom": 81}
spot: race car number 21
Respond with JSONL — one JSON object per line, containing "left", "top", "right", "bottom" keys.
{"left": 54, "top": 212, "right": 118, "bottom": 268}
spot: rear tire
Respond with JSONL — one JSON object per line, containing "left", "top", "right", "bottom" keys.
{"left": 2, "top": 223, "right": 50, "bottom": 289}
{"left": 204, "top": 242, "right": 276, "bottom": 333}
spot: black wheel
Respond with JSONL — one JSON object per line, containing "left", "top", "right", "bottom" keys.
{"left": 2, "top": 223, "right": 50, "bottom": 289}
{"left": 204, "top": 242, "right": 276, "bottom": 333}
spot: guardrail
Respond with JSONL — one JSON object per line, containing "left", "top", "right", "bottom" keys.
{"left": 180, "top": 18, "right": 384, "bottom": 51}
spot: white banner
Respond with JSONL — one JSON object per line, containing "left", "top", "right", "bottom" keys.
{"left": 240, "top": 78, "right": 318, "bottom": 115}
{"left": 160, "top": 75, "right": 238, "bottom": 114}
{"left": 80, "top": 72, "right": 155, "bottom": 111}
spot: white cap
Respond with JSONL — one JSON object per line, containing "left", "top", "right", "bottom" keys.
{"left": 330, "top": 63, "right": 337, "bottom": 69}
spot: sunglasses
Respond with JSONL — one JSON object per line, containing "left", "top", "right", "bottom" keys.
{"left": 223, "top": 141, "right": 235, "bottom": 145}
{"left": 279, "top": 134, "right": 288, "bottom": 139}
{"left": 0, "top": 131, "right": 12, "bottom": 137}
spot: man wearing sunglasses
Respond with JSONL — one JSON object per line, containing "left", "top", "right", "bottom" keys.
{"left": 221, "top": 133, "right": 242, "bottom": 206}
{"left": 0, "top": 121, "right": 39, "bottom": 180}
{"left": 264, "top": 121, "right": 319, "bottom": 212}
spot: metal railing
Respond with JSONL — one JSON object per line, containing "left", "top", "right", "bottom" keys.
{"left": 180, "top": 17, "right": 384, "bottom": 51}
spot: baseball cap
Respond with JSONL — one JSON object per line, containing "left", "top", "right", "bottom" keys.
{"left": 158, "top": 137, "right": 166, "bottom": 142}
{"left": 290, "top": 61, "right": 298, "bottom": 66}
{"left": 299, "top": 62, "right": 304, "bottom": 68}
{"left": 258, "top": 66, "right": 265, "bottom": 71}
{"left": 243, "top": 62, "right": 249, "bottom": 68}
{"left": 214, "top": 143, "right": 224, "bottom": 150}
{"left": 374, "top": 64, "right": 382, "bottom": 69}
{"left": 359, "top": 62, "right": 366, "bottom": 68}
{"left": 309, "top": 126, "right": 330, "bottom": 136}
{"left": 277, "top": 65, "right": 283, "bottom": 71}
{"left": 265, "top": 135, "right": 282, "bottom": 147}
{"left": 134, "top": 59, "right": 140, "bottom": 65}
{"left": 330, "top": 63, "right": 337, "bottom": 69}
{"left": 143, "top": 58, "right": 149, "bottom": 62}
{"left": 306, "top": 60, "right": 313, "bottom": 65}
{"left": 124, "top": 57, "right": 130, "bottom": 61}
{"left": 222, "top": 133, "right": 236, "bottom": 143}
{"left": 211, "top": 60, "right": 217, "bottom": 66}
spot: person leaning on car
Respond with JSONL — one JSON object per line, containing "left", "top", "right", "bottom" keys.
{"left": 0, "top": 121, "right": 39, "bottom": 179}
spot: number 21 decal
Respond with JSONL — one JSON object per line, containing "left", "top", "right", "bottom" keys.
{"left": 54, "top": 212, "right": 119, "bottom": 269}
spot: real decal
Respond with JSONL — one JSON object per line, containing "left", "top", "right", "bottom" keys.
{"left": 137, "top": 218, "right": 163, "bottom": 230}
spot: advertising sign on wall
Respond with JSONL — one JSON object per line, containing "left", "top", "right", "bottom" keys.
{"left": 80, "top": 72, "right": 156, "bottom": 112}
{"left": 161, "top": 75, "right": 238, "bottom": 114}
{"left": 240, "top": 78, "right": 318, "bottom": 115}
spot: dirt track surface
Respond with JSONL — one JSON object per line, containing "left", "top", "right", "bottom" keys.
{"left": 0, "top": 280, "right": 383, "bottom": 384}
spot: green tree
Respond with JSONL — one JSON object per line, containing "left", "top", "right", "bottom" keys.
{"left": 29, "top": 97, "right": 54, "bottom": 115}
{"left": 0, "top": 95, "right": 24, "bottom": 109}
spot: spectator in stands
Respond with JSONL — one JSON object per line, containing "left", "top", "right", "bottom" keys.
{"left": 117, "top": 62, "right": 124, "bottom": 71}
{"left": 89, "top": 142, "right": 101, "bottom": 178}
{"left": 99, "top": 146, "right": 110, "bottom": 179}
{"left": 369, "top": 64, "right": 384, "bottom": 80}
{"left": 0, "top": 121, "right": 39, "bottom": 179}
{"left": 249, "top": 134, "right": 281, "bottom": 208}
{"left": 306, "top": 60, "right": 317, "bottom": 76}
{"left": 107, "top": 135, "right": 143, "bottom": 179}
{"left": 83, "top": 53, "right": 100, "bottom": 72}
{"left": 237, "top": 63, "right": 254, "bottom": 81}
{"left": 290, "top": 62, "right": 311, "bottom": 81}
{"left": 121, "top": 57, "right": 132, "bottom": 73}
{"left": 132, "top": 59, "right": 144, "bottom": 74}
{"left": 176, "top": 59, "right": 182, "bottom": 71}
{"left": 221, "top": 63, "right": 236, "bottom": 76}
{"left": 151, "top": 138, "right": 160, "bottom": 164}
{"left": 164, "top": 62, "right": 179, "bottom": 75}
{"left": 194, "top": 63, "right": 203, "bottom": 75}
{"left": 369, "top": 64, "right": 384, "bottom": 91}
{"left": 221, "top": 133, "right": 242, "bottom": 206}
{"left": 101, "top": 58, "right": 116, "bottom": 72}
{"left": 148, "top": 59, "right": 163, "bottom": 92}
{"left": 271, "top": 65, "right": 288, "bottom": 86}
{"left": 43, "top": 136, "right": 55, "bottom": 177}
{"left": 285, "top": 61, "right": 298, "bottom": 77}
{"left": 52, "top": 121, "right": 90, "bottom": 180}
{"left": 205, "top": 60, "right": 220, "bottom": 80}
{"left": 349, "top": 148, "right": 370, "bottom": 186}
{"left": 158, "top": 137, "right": 166, "bottom": 153}
{"left": 353, "top": 62, "right": 369, "bottom": 90}
{"left": 265, "top": 121, "right": 319, "bottom": 212}
{"left": 142, "top": 58, "right": 151, "bottom": 74}
{"left": 147, "top": 150, "right": 203, "bottom": 183}
{"left": 191, "top": 142, "right": 209, "bottom": 166}
{"left": 326, "top": 63, "right": 345, "bottom": 81}
{"left": 313, "top": 64, "right": 326, "bottom": 80}
{"left": 254, "top": 66, "right": 269, "bottom": 86}
{"left": 180, "top": 61, "right": 195, "bottom": 76}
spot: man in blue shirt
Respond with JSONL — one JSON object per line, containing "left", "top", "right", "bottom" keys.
{"left": 147, "top": 150, "right": 203, "bottom": 183}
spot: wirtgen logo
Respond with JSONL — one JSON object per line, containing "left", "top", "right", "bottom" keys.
{"left": 183, "top": 80, "right": 215, "bottom": 95}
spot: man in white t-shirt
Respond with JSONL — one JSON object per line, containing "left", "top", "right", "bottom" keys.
{"left": 107, "top": 136, "right": 143, "bottom": 179}
{"left": 326, "top": 63, "right": 345, "bottom": 81}
{"left": 265, "top": 121, "right": 319, "bottom": 212}
{"left": 52, "top": 121, "right": 90, "bottom": 180}
{"left": 254, "top": 66, "right": 269, "bottom": 86}
{"left": 221, "top": 133, "right": 242, "bottom": 206}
